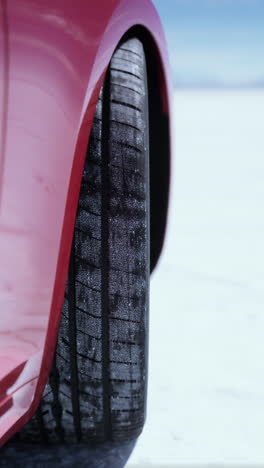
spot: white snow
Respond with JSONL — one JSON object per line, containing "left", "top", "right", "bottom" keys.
{"left": 127, "top": 90, "right": 264, "bottom": 467}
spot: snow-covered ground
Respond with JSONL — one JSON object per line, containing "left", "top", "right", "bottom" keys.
{"left": 128, "top": 90, "right": 264, "bottom": 466}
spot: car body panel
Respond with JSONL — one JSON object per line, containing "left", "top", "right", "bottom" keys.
{"left": 0, "top": 1, "right": 6, "bottom": 198}
{"left": 0, "top": 0, "right": 172, "bottom": 445}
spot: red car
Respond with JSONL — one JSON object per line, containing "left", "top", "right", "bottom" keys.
{"left": 0, "top": 0, "right": 171, "bottom": 447}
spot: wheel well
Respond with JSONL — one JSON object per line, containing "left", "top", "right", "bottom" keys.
{"left": 119, "top": 27, "right": 171, "bottom": 273}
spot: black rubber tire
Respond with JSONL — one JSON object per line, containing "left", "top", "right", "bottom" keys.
{"left": 19, "top": 37, "right": 150, "bottom": 444}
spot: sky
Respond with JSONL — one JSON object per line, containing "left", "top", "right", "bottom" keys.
{"left": 152, "top": 0, "right": 264, "bottom": 87}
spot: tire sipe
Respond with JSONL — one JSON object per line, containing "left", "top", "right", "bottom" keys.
{"left": 20, "top": 37, "right": 150, "bottom": 444}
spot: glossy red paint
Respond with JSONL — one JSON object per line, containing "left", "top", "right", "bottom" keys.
{"left": 0, "top": 1, "right": 6, "bottom": 196}
{"left": 0, "top": 0, "right": 172, "bottom": 445}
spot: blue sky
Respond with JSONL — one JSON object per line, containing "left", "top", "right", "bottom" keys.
{"left": 153, "top": 0, "right": 264, "bottom": 87}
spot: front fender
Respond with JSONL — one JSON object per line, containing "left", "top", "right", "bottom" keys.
{"left": 0, "top": 0, "right": 172, "bottom": 445}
